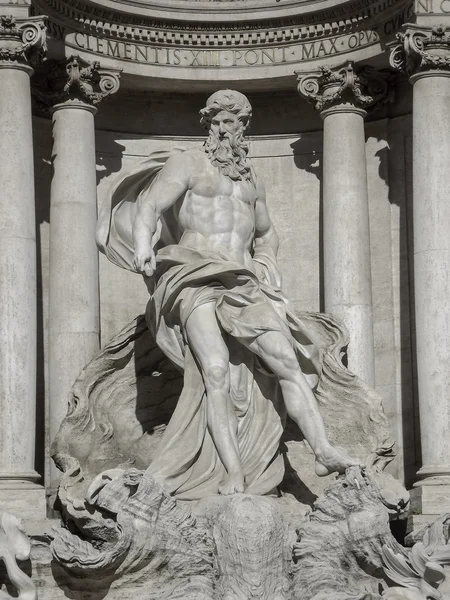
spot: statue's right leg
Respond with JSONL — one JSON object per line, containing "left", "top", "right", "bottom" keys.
{"left": 185, "top": 302, "right": 244, "bottom": 495}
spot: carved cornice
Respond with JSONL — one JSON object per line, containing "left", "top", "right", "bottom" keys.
{"left": 0, "top": 15, "right": 46, "bottom": 68}
{"left": 31, "top": 0, "right": 408, "bottom": 49}
{"left": 32, "top": 55, "right": 120, "bottom": 110}
{"left": 389, "top": 24, "right": 450, "bottom": 77}
{"left": 297, "top": 61, "right": 393, "bottom": 113}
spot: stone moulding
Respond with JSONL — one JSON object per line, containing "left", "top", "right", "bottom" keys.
{"left": 0, "top": 15, "right": 47, "bottom": 67}
{"left": 297, "top": 61, "right": 394, "bottom": 112}
{"left": 31, "top": 0, "right": 411, "bottom": 49}
{"left": 28, "top": 0, "right": 413, "bottom": 90}
{"left": 32, "top": 54, "right": 121, "bottom": 109}
{"left": 390, "top": 23, "right": 450, "bottom": 77}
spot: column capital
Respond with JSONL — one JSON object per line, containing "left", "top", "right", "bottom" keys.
{"left": 297, "top": 61, "right": 393, "bottom": 116}
{"left": 389, "top": 24, "right": 450, "bottom": 80}
{"left": 0, "top": 15, "right": 46, "bottom": 72}
{"left": 32, "top": 55, "right": 121, "bottom": 112}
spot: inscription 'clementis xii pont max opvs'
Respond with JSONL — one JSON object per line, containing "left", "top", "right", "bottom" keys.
{"left": 97, "top": 89, "right": 358, "bottom": 496}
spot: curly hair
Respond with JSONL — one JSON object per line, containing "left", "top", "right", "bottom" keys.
{"left": 199, "top": 89, "right": 252, "bottom": 131}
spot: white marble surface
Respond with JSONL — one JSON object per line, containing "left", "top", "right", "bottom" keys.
{"left": 0, "top": 66, "right": 40, "bottom": 493}
{"left": 48, "top": 103, "right": 100, "bottom": 491}
{"left": 321, "top": 106, "right": 375, "bottom": 388}
{"left": 412, "top": 74, "right": 450, "bottom": 484}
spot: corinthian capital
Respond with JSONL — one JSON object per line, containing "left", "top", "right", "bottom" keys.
{"left": 32, "top": 55, "right": 121, "bottom": 111}
{"left": 0, "top": 15, "right": 46, "bottom": 68}
{"left": 297, "top": 61, "right": 393, "bottom": 114}
{"left": 389, "top": 24, "right": 450, "bottom": 78}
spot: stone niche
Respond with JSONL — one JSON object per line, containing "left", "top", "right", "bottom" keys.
{"left": 2, "top": 0, "right": 450, "bottom": 597}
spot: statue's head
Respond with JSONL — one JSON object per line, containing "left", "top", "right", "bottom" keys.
{"left": 200, "top": 89, "right": 252, "bottom": 133}
{"left": 200, "top": 89, "right": 253, "bottom": 182}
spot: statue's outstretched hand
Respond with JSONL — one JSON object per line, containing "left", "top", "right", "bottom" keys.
{"left": 133, "top": 247, "right": 156, "bottom": 277}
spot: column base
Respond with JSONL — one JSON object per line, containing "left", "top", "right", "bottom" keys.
{"left": 414, "top": 465, "right": 450, "bottom": 485}
{"left": 0, "top": 469, "right": 41, "bottom": 484}
{"left": 0, "top": 472, "right": 46, "bottom": 520}
{"left": 410, "top": 483, "right": 450, "bottom": 514}
{"left": 407, "top": 478, "right": 450, "bottom": 537}
{"left": 405, "top": 468, "right": 450, "bottom": 536}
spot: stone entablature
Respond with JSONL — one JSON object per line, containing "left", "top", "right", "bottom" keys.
{"left": 34, "top": 0, "right": 410, "bottom": 49}
{"left": 30, "top": 0, "right": 414, "bottom": 89}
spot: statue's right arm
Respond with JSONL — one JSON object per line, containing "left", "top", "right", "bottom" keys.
{"left": 132, "top": 152, "right": 192, "bottom": 276}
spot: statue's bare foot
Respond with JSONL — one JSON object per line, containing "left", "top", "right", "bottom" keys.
{"left": 314, "top": 445, "right": 359, "bottom": 477}
{"left": 219, "top": 472, "right": 245, "bottom": 495}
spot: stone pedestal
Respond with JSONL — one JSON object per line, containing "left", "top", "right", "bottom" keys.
{"left": 390, "top": 24, "right": 450, "bottom": 523}
{"left": 298, "top": 62, "right": 390, "bottom": 387}
{"left": 0, "top": 14, "right": 46, "bottom": 518}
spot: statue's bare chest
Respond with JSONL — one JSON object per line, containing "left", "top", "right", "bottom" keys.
{"left": 189, "top": 167, "right": 257, "bottom": 209}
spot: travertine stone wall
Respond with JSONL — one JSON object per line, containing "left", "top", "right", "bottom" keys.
{"left": 32, "top": 101, "right": 417, "bottom": 487}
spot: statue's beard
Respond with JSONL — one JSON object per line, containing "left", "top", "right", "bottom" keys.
{"left": 204, "top": 131, "right": 253, "bottom": 183}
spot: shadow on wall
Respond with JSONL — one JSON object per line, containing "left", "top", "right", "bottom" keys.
{"left": 33, "top": 118, "right": 52, "bottom": 484}
{"left": 32, "top": 125, "right": 127, "bottom": 486}
{"left": 96, "top": 140, "right": 126, "bottom": 186}
{"left": 367, "top": 123, "right": 418, "bottom": 488}
{"left": 384, "top": 126, "right": 420, "bottom": 488}
{"left": 290, "top": 138, "right": 324, "bottom": 312}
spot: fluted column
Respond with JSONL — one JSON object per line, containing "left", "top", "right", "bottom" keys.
{"left": 0, "top": 14, "right": 46, "bottom": 516}
{"left": 391, "top": 26, "right": 450, "bottom": 516}
{"left": 40, "top": 56, "right": 120, "bottom": 496}
{"left": 298, "top": 63, "right": 390, "bottom": 387}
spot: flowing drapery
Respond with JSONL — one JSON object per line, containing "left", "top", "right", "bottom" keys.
{"left": 96, "top": 149, "right": 322, "bottom": 499}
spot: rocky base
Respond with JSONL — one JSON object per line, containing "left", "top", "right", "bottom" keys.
{"left": 3, "top": 468, "right": 450, "bottom": 599}
{"left": 0, "top": 468, "right": 430, "bottom": 599}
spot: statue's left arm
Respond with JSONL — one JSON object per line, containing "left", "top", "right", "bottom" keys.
{"left": 253, "top": 179, "right": 282, "bottom": 288}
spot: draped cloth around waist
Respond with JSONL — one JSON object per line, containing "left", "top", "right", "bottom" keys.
{"left": 145, "top": 244, "right": 321, "bottom": 499}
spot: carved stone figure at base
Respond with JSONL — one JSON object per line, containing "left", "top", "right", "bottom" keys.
{"left": 96, "top": 89, "right": 358, "bottom": 499}
{"left": 0, "top": 512, "right": 36, "bottom": 600}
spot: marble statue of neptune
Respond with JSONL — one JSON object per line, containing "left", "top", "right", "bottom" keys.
{"left": 97, "top": 89, "right": 357, "bottom": 499}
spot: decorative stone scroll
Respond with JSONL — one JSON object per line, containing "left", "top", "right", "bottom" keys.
{"left": 389, "top": 24, "right": 450, "bottom": 77}
{"left": 297, "top": 60, "right": 393, "bottom": 113}
{"left": 0, "top": 15, "right": 46, "bottom": 68}
{"left": 32, "top": 54, "right": 120, "bottom": 109}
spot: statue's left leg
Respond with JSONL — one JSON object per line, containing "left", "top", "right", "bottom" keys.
{"left": 242, "top": 331, "right": 359, "bottom": 476}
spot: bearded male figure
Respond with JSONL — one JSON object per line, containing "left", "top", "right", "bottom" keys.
{"left": 97, "top": 90, "right": 357, "bottom": 498}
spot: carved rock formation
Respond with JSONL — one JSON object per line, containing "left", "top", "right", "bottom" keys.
{"left": 51, "top": 462, "right": 413, "bottom": 599}
{"left": 211, "top": 495, "right": 291, "bottom": 600}
{"left": 53, "top": 469, "right": 215, "bottom": 597}
{"left": 381, "top": 514, "right": 450, "bottom": 600}
{"left": 293, "top": 466, "right": 409, "bottom": 600}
